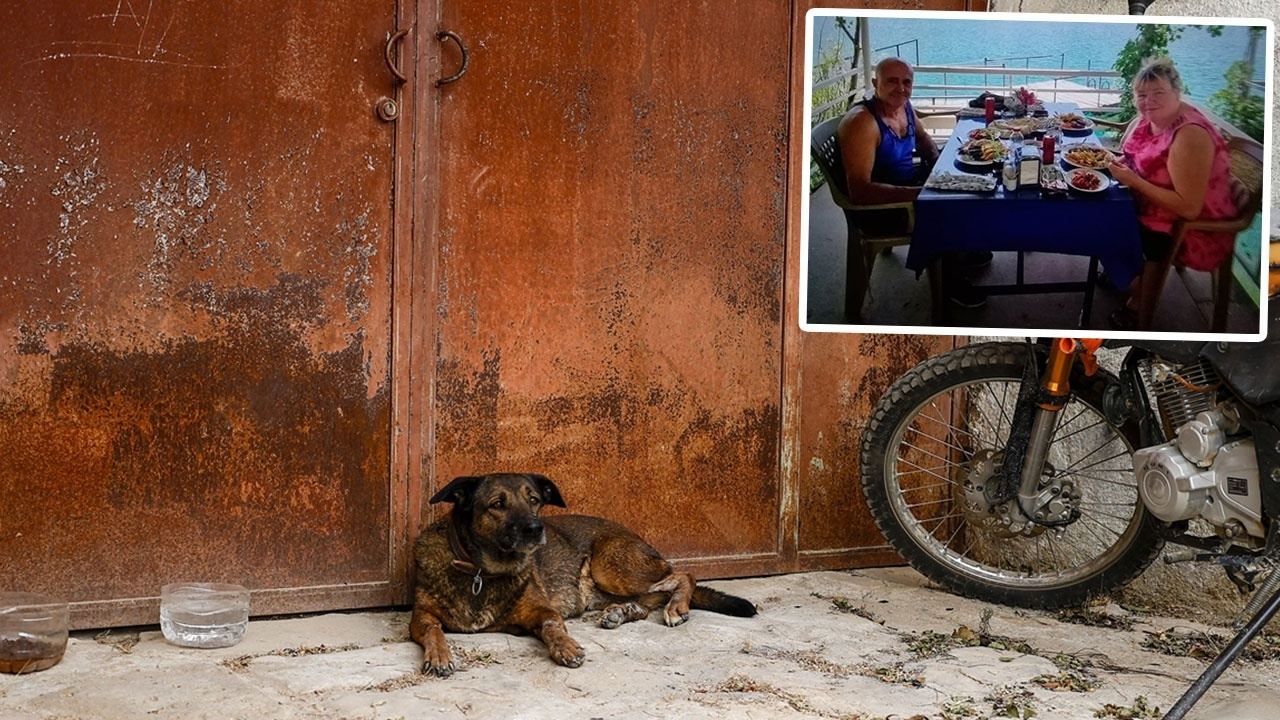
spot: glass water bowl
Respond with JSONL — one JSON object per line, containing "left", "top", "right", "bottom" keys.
{"left": 0, "top": 592, "right": 69, "bottom": 674}
{"left": 159, "top": 582, "right": 250, "bottom": 649}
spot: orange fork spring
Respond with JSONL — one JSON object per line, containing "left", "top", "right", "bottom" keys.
{"left": 1040, "top": 338, "right": 1103, "bottom": 408}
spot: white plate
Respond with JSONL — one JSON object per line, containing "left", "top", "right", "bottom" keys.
{"left": 991, "top": 117, "right": 1040, "bottom": 137}
{"left": 1066, "top": 168, "right": 1109, "bottom": 193}
{"left": 955, "top": 140, "right": 1007, "bottom": 166}
{"left": 1059, "top": 114, "right": 1096, "bottom": 135}
{"left": 1061, "top": 144, "right": 1115, "bottom": 170}
{"left": 926, "top": 171, "right": 997, "bottom": 192}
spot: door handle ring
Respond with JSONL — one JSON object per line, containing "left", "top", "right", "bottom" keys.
{"left": 436, "top": 30, "right": 469, "bottom": 86}
{"left": 385, "top": 28, "right": 409, "bottom": 84}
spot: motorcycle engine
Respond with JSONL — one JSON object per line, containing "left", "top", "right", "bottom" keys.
{"left": 1132, "top": 358, "right": 1264, "bottom": 539}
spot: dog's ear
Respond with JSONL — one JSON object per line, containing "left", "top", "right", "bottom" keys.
{"left": 529, "top": 473, "right": 567, "bottom": 508}
{"left": 430, "top": 476, "right": 484, "bottom": 510}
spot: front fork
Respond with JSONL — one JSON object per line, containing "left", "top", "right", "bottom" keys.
{"left": 993, "top": 338, "right": 1103, "bottom": 519}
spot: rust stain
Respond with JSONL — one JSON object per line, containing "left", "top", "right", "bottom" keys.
{"left": 0, "top": 275, "right": 392, "bottom": 598}
{"left": 435, "top": 347, "right": 503, "bottom": 468}
{"left": 432, "top": 342, "right": 781, "bottom": 558}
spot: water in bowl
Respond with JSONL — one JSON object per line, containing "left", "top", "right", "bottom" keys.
{"left": 0, "top": 592, "right": 69, "bottom": 673}
{"left": 160, "top": 583, "right": 249, "bottom": 649}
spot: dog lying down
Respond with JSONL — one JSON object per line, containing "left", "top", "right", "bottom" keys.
{"left": 409, "top": 472, "right": 757, "bottom": 674}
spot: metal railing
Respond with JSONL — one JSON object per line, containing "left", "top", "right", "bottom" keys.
{"left": 811, "top": 62, "right": 1123, "bottom": 120}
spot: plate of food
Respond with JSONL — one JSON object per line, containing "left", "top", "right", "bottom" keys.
{"left": 1058, "top": 112, "right": 1095, "bottom": 136}
{"left": 991, "top": 117, "right": 1041, "bottom": 138}
{"left": 1066, "top": 168, "right": 1109, "bottom": 193}
{"left": 967, "top": 128, "right": 1000, "bottom": 142}
{"left": 925, "top": 171, "right": 997, "bottom": 193}
{"left": 1033, "top": 116, "right": 1061, "bottom": 133}
{"left": 1062, "top": 144, "right": 1115, "bottom": 170}
{"left": 956, "top": 139, "right": 1008, "bottom": 166}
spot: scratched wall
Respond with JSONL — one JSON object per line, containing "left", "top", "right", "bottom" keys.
{"left": 2, "top": 0, "right": 974, "bottom": 627}
{"left": 0, "top": 1, "right": 400, "bottom": 625}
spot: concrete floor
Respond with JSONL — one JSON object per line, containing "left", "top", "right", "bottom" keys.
{"left": 4, "top": 568, "right": 1279, "bottom": 720}
{"left": 804, "top": 186, "right": 1268, "bottom": 336}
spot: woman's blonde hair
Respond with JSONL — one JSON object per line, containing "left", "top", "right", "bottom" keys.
{"left": 1134, "top": 57, "right": 1183, "bottom": 94}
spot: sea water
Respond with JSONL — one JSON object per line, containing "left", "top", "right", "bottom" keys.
{"left": 811, "top": 16, "right": 1266, "bottom": 107}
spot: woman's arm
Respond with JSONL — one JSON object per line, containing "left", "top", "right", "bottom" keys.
{"left": 1112, "top": 124, "right": 1215, "bottom": 220}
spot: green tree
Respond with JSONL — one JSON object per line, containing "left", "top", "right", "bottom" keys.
{"left": 811, "top": 38, "right": 851, "bottom": 126}
{"left": 1112, "top": 24, "right": 1262, "bottom": 141}
{"left": 810, "top": 27, "right": 855, "bottom": 191}
{"left": 1111, "top": 25, "right": 1228, "bottom": 119}
{"left": 1208, "top": 27, "right": 1265, "bottom": 142}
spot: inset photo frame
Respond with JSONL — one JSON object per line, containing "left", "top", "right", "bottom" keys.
{"left": 799, "top": 9, "right": 1273, "bottom": 341}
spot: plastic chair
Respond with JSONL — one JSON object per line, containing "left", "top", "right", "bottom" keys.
{"left": 916, "top": 107, "right": 961, "bottom": 145}
{"left": 809, "top": 116, "right": 915, "bottom": 322}
{"left": 1089, "top": 115, "right": 1137, "bottom": 153}
{"left": 1139, "top": 135, "right": 1264, "bottom": 332}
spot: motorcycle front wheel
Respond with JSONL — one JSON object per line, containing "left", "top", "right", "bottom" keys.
{"left": 860, "top": 342, "right": 1165, "bottom": 609}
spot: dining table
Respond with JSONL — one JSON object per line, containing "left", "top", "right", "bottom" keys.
{"left": 906, "top": 102, "right": 1144, "bottom": 328}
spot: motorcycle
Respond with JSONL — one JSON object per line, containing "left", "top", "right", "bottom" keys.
{"left": 859, "top": 301, "right": 1280, "bottom": 720}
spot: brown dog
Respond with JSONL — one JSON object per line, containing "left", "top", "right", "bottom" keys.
{"left": 409, "top": 472, "right": 757, "bottom": 675}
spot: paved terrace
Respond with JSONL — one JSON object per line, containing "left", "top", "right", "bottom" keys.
{"left": 3, "top": 568, "right": 1278, "bottom": 719}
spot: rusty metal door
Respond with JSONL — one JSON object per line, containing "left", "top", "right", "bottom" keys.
{"left": 415, "top": 2, "right": 792, "bottom": 578}
{"left": 2, "top": 0, "right": 984, "bottom": 630}
{"left": 0, "top": 1, "right": 410, "bottom": 628}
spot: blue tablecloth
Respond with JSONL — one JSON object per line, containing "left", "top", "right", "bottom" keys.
{"left": 906, "top": 110, "right": 1144, "bottom": 290}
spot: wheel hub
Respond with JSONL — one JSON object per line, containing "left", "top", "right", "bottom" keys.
{"left": 961, "top": 449, "right": 1080, "bottom": 538}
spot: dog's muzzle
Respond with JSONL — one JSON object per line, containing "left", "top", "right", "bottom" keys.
{"left": 501, "top": 517, "right": 546, "bottom": 551}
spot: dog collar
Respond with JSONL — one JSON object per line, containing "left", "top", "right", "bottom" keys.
{"left": 446, "top": 518, "right": 490, "bottom": 595}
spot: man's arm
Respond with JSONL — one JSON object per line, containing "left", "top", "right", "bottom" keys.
{"left": 837, "top": 109, "right": 923, "bottom": 205}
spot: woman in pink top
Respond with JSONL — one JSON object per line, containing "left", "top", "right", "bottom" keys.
{"left": 1107, "top": 57, "right": 1237, "bottom": 330}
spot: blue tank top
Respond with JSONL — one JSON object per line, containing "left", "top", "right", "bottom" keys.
{"left": 862, "top": 99, "right": 917, "bottom": 185}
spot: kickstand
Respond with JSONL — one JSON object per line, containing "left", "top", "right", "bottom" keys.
{"left": 1161, "top": 578, "right": 1280, "bottom": 719}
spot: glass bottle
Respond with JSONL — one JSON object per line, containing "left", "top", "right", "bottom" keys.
{"left": 1009, "top": 130, "right": 1025, "bottom": 156}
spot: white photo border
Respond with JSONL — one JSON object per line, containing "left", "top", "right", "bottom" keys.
{"left": 798, "top": 8, "right": 1274, "bottom": 342}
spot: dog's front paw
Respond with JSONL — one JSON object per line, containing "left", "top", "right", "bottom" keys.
{"left": 663, "top": 608, "right": 690, "bottom": 627}
{"left": 549, "top": 637, "right": 585, "bottom": 668}
{"left": 423, "top": 659, "right": 456, "bottom": 677}
{"left": 423, "top": 646, "right": 457, "bottom": 678}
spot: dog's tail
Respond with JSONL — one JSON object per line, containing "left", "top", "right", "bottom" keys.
{"left": 691, "top": 586, "right": 757, "bottom": 618}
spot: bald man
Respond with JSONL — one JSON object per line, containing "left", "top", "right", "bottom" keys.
{"left": 837, "top": 57, "right": 939, "bottom": 205}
